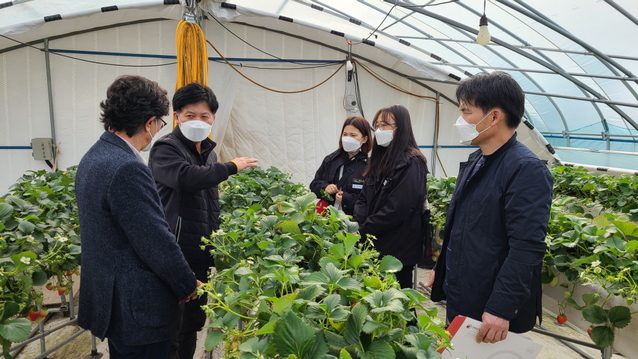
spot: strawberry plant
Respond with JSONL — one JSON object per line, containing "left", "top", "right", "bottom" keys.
{"left": 426, "top": 175, "right": 455, "bottom": 244}
{"left": 202, "top": 167, "right": 451, "bottom": 358}
{"left": 0, "top": 167, "right": 81, "bottom": 358}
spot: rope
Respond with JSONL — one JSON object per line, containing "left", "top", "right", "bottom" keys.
{"left": 206, "top": 39, "right": 345, "bottom": 94}
{"left": 175, "top": 20, "right": 209, "bottom": 90}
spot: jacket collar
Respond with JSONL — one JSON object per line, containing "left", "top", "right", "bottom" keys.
{"left": 479, "top": 132, "right": 517, "bottom": 166}
{"left": 101, "top": 131, "right": 144, "bottom": 162}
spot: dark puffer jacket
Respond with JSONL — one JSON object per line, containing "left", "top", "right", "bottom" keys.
{"left": 309, "top": 150, "right": 368, "bottom": 215}
{"left": 148, "top": 126, "right": 237, "bottom": 269}
{"left": 353, "top": 154, "right": 428, "bottom": 266}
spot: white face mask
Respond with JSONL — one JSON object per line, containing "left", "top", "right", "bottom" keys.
{"left": 453, "top": 110, "right": 493, "bottom": 145}
{"left": 374, "top": 128, "right": 393, "bottom": 147}
{"left": 141, "top": 121, "right": 160, "bottom": 152}
{"left": 341, "top": 136, "right": 362, "bottom": 153}
{"left": 180, "top": 120, "right": 212, "bottom": 142}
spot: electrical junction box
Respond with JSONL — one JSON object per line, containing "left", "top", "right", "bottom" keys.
{"left": 345, "top": 95, "right": 358, "bottom": 111}
{"left": 31, "top": 138, "right": 54, "bottom": 161}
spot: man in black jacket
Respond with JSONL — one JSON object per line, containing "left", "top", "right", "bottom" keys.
{"left": 148, "top": 82, "right": 257, "bottom": 359}
{"left": 425, "top": 72, "right": 553, "bottom": 344}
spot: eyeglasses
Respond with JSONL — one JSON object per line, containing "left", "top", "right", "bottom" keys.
{"left": 156, "top": 117, "right": 168, "bottom": 129}
{"left": 373, "top": 121, "right": 396, "bottom": 130}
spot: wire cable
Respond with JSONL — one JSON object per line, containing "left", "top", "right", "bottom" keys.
{"left": 0, "top": 33, "right": 338, "bottom": 70}
{"left": 0, "top": 33, "right": 177, "bottom": 68}
{"left": 206, "top": 10, "right": 336, "bottom": 68}
{"left": 363, "top": 1, "right": 398, "bottom": 42}
{"left": 209, "top": 59, "right": 341, "bottom": 70}
{"left": 353, "top": 58, "right": 448, "bottom": 175}
{"left": 206, "top": 38, "right": 344, "bottom": 94}
{"left": 354, "top": 59, "right": 437, "bottom": 102}
{"left": 353, "top": 61, "right": 365, "bottom": 117}
{"left": 402, "top": 0, "right": 460, "bottom": 7}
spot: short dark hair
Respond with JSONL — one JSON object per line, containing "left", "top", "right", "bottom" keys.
{"left": 456, "top": 71, "right": 525, "bottom": 129}
{"left": 172, "top": 82, "right": 219, "bottom": 114}
{"left": 337, "top": 116, "right": 373, "bottom": 154}
{"left": 100, "top": 75, "right": 170, "bottom": 137}
{"left": 365, "top": 104, "right": 427, "bottom": 179}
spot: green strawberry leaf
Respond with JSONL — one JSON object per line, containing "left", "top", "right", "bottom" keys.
{"left": 272, "top": 310, "right": 328, "bottom": 359}
{"left": 0, "top": 302, "right": 20, "bottom": 322}
{"left": 590, "top": 326, "right": 614, "bottom": 348}
{"left": 582, "top": 305, "right": 607, "bottom": 324}
{"left": 362, "top": 340, "right": 394, "bottom": 359}
{"left": 377, "top": 255, "right": 403, "bottom": 273}
{"left": 204, "top": 329, "right": 224, "bottom": 352}
{"left": 0, "top": 202, "right": 13, "bottom": 222}
{"left": 256, "top": 320, "right": 276, "bottom": 335}
{"left": 608, "top": 306, "right": 631, "bottom": 328}
{"left": 0, "top": 318, "right": 31, "bottom": 342}
{"left": 343, "top": 302, "right": 367, "bottom": 346}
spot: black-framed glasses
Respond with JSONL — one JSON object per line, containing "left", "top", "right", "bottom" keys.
{"left": 156, "top": 117, "right": 168, "bottom": 129}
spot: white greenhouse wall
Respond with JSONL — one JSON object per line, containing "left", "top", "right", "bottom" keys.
{"left": 0, "top": 17, "right": 554, "bottom": 193}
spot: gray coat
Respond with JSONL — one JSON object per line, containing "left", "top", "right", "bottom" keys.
{"left": 75, "top": 131, "right": 197, "bottom": 346}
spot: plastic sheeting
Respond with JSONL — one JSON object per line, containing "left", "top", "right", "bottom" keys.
{"left": 3, "top": 0, "right": 634, "bottom": 192}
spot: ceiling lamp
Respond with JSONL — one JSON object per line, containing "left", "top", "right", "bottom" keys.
{"left": 477, "top": 0, "right": 491, "bottom": 46}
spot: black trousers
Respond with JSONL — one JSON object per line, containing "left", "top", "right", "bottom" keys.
{"left": 109, "top": 338, "right": 170, "bottom": 359}
{"left": 395, "top": 265, "right": 414, "bottom": 289}
{"left": 170, "top": 267, "right": 209, "bottom": 359}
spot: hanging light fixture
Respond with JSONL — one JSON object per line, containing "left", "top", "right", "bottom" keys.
{"left": 477, "top": 0, "right": 491, "bottom": 46}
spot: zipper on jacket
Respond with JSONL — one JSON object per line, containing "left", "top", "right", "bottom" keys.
{"left": 175, "top": 216, "right": 182, "bottom": 243}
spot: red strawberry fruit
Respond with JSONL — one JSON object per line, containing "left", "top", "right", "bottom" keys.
{"left": 27, "top": 311, "right": 41, "bottom": 322}
{"left": 587, "top": 327, "right": 593, "bottom": 337}
{"left": 45, "top": 283, "right": 54, "bottom": 291}
{"left": 557, "top": 314, "right": 568, "bottom": 325}
{"left": 57, "top": 285, "right": 65, "bottom": 295}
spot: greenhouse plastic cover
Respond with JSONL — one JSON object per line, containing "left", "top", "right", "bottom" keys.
{"left": 1, "top": 0, "right": 637, "bottom": 193}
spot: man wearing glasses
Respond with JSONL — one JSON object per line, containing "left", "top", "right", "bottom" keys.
{"left": 75, "top": 75, "right": 200, "bottom": 359}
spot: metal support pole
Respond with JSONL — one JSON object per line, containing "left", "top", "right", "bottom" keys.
{"left": 68, "top": 285, "right": 75, "bottom": 320}
{"left": 37, "top": 304, "right": 47, "bottom": 358}
{"left": 601, "top": 346, "right": 613, "bottom": 359}
{"left": 33, "top": 329, "right": 87, "bottom": 359}
{"left": 59, "top": 293, "right": 68, "bottom": 316}
{"left": 430, "top": 94, "right": 440, "bottom": 177}
{"left": 2, "top": 318, "right": 78, "bottom": 356}
{"left": 532, "top": 326, "right": 596, "bottom": 359}
{"left": 43, "top": 38, "right": 57, "bottom": 162}
{"left": 87, "top": 335, "right": 103, "bottom": 358}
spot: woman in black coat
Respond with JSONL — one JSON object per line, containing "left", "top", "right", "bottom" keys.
{"left": 310, "top": 116, "right": 372, "bottom": 216}
{"left": 354, "top": 105, "right": 429, "bottom": 289}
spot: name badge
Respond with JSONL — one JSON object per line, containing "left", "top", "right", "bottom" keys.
{"left": 352, "top": 184, "right": 363, "bottom": 189}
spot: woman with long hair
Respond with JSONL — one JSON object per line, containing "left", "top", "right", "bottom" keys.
{"left": 310, "top": 116, "right": 371, "bottom": 215}
{"left": 354, "top": 104, "right": 429, "bottom": 288}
